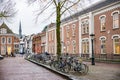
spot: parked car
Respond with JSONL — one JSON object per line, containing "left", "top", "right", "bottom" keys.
{"left": 0, "top": 55, "right": 4, "bottom": 60}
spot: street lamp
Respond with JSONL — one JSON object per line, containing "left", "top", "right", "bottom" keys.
{"left": 90, "top": 33, "right": 95, "bottom": 65}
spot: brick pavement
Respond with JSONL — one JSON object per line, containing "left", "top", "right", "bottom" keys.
{"left": 0, "top": 56, "right": 66, "bottom": 80}
{"left": 72, "top": 62, "right": 120, "bottom": 80}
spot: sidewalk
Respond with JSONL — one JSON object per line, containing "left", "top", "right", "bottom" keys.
{"left": 72, "top": 62, "right": 120, "bottom": 80}
{"left": 26, "top": 57, "right": 120, "bottom": 80}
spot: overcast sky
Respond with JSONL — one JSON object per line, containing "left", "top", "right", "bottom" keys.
{"left": 5, "top": 0, "right": 101, "bottom": 35}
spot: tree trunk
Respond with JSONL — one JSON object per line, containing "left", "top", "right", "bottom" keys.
{"left": 56, "top": 2, "right": 61, "bottom": 59}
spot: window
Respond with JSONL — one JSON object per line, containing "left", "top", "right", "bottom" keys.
{"left": 66, "top": 41, "right": 70, "bottom": 53}
{"left": 100, "top": 38, "right": 106, "bottom": 54}
{"left": 99, "top": 36, "right": 106, "bottom": 54}
{"left": 82, "top": 22, "right": 85, "bottom": 34}
{"left": 86, "top": 21, "right": 89, "bottom": 33}
{"left": 72, "top": 24, "right": 76, "bottom": 36}
{"left": 66, "top": 26, "right": 70, "bottom": 38}
{"left": 82, "top": 39, "right": 89, "bottom": 54}
{"left": 48, "top": 32, "right": 51, "bottom": 41}
{"left": 7, "top": 37, "right": 12, "bottom": 44}
{"left": 81, "top": 20, "right": 89, "bottom": 34}
{"left": 113, "top": 36, "right": 120, "bottom": 54}
{"left": 14, "top": 44, "right": 19, "bottom": 48}
{"left": 52, "top": 31, "right": 54, "bottom": 41}
{"left": 72, "top": 40, "right": 76, "bottom": 54}
{"left": 100, "top": 16, "right": 106, "bottom": 31}
{"left": 0, "top": 28, "right": 7, "bottom": 34}
{"left": 112, "top": 11, "right": 119, "bottom": 29}
{"left": 1, "top": 37, "right": 6, "bottom": 44}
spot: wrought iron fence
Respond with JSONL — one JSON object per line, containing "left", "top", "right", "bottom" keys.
{"left": 81, "top": 53, "right": 120, "bottom": 62}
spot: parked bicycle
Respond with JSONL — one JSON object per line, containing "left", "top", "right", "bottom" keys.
{"left": 50, "top": 56, "right": 71, "bottom": 73}
{"left": 69, "top": 56, "right": 89, "bottom": 75}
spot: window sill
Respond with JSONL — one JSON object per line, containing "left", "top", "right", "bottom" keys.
{"left": 112, "top": 27, "right": 119, "bottom": 30}
{"left": 82, "top": 33, "right": 89, "bottom": 35}
{"left": 100, "top": 30, "right": 106, "bottom": 32}
{"left": 113, "top": 54, "right": 120, "bottom": 56}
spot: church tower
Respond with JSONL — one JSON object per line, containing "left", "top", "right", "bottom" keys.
{"left": 19, "top": 21, "right": 22, "bottom": 39}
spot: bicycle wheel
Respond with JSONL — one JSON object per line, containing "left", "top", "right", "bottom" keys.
{"left": 80, "top": 64, "right": 89, "bottom": 75}
{"left": 63, "top": 63, "right": 71, "bottom": 73}
{"left": 84, "top": 64, "right": 89, "bottom": 74}
{"left": 54, "top": 61, "right": 60, "bottom": 71}
{"left": 50, "top": 61, "right": 57, "bottom": 69}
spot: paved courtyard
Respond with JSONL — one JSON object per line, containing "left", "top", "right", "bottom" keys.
{"left": 72, "top": 61, "right": 120, "bottom": 80}
{"left": 0, "top": 56, "right": 66, "bottom": 80}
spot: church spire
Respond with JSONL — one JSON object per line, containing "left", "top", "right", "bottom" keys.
{"left": 19, "top": 21, "right": 22, "bottom": 39}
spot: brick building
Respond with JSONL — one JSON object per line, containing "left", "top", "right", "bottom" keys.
{"left": 40, "top": 32, "right": 46, "bottom": 53}
{"left": 61, "top": 18, "right": 79, "bottom": 55}
{"left": 94, "top": 1, "right": 120, "bottom": 59}
{"left": 32, "top": 33, "right": 41, "bottom": 54}
{"left": 32, "top": 0, "right": 120, "bottom": 60}
{"left": 46, "top": 23, "right": 56, "bottom": 55}
{"left": 0, "top": 23, "right": 19, "bottom": 56}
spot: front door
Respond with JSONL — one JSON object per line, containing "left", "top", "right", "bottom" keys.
{"left": 7, "top": 46, "right": 12, "bottom": 55}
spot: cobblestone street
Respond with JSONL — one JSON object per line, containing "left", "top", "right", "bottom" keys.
{"left": 0, "top": 56, "right": 66, "bottom": 80}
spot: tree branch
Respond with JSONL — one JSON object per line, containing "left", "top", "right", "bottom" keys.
{"left": 61, "top": 0, "right": 80, "bottom": 15}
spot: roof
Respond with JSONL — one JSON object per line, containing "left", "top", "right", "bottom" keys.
{"left": 61, "top": 0, "right": 120, "bottom": 22}
{"left": 0, "top": 22, "right": 13, "bottom": 34}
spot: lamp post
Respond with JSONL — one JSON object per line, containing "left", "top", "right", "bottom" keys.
{"left": 90, "top": 33, "right": 95, "bottom": 65}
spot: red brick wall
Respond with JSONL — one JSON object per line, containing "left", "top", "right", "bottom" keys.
{"left": 63, "top": 20, "right": 79, "bottom": 54}
{"left": 94, "top": 7, "right": 120, "bottom": 55}
{"left": 32, "top": 34, "right": 41, "bottom": 54}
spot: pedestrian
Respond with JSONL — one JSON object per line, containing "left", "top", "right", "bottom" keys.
{"left": 6, "top": 52, "right": 8, "bottom": 57}
{"left": 11, "top": 52, "right": 15, "bottom": 57}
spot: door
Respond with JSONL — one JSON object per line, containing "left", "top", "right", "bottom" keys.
{"left": 7, "top": 46, "right": 12, "bottom": 55}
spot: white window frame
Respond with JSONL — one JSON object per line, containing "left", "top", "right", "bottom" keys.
{"left": 72, "top": 24, "right": 76, "bottom": 36}
{"left": 99, "top": 15, "right": 106, "bottom": 31}
{"left": 101, "top": 38, "right": 106, "bottom": 54}
{"left": 66, "top": 41, "right": 70, "bottom": 53}
{"left": 1, "top": 37, "right": 6, "bottom": 44}
{"left": 7, "top": 37, "right": 12, "bottom": 44}
{"left": 81, "top": 19, "right": 89, "bottom": 34}
{"left": 0, "top": 28, "right": 7, "bottom": 34}
{"left": 112, "top": 35, "right": 120, "bottom": 54}
{"left": 82, "top": 39, "right": 89, "bottom": 54}
{"left": 81, "top": 22, "right": 85, "bottom": 34}
{"left": 86, "top": 20, "right": 89, "bottom": 33}
{"left": 49, "top": 32, "right": 51, "bottom": 41}
{"left": 99, "top": 36, "right": 107, "bottom": 54}
{"left": 111, "top": 10, "right": 119, "bottom": 29}
{"left": 66, "top": 26, "right": 70, "bottom": 38}
{"left": 72, "top": 40, "right": 76, "bottom": 54}
{"left": 52, "top": 30, "right": 54, "bottom": 41}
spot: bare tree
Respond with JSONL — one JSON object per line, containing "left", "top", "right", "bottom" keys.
{"left": 28, "top": 0, "right": 91, "bottom": 58}
{"left": 0, "top": 0, "right": 16, "bottom": 23}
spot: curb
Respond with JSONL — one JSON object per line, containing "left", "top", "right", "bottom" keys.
{"left": 25, "top": 58, "right": 74, "bottom": 80}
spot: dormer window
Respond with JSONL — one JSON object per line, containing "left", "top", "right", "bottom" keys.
{"left": 0, "top": 28, "right": 7, "bottom": 34}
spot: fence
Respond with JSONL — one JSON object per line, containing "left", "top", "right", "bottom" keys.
{"left": 81, "top": 53, "right": 120, "bottom": 62}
